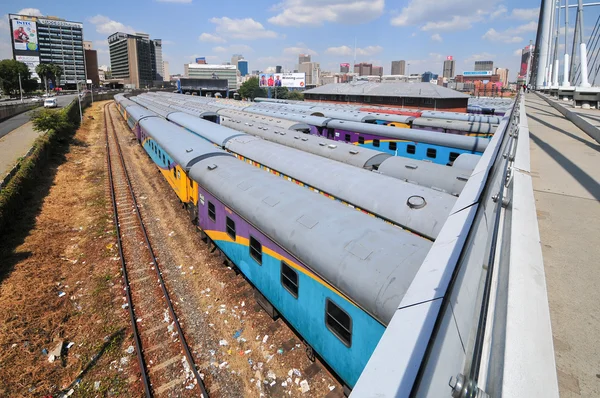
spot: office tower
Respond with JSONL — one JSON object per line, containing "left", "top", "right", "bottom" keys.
{"left": 299, "top": 54, "right": 311, "bottom": 64}
{"left": 354, "top": 63, "right": 372, "bottom": 76}
{"left": 163, "top": 60, "right": 170, "bottom": 81}
{"left": 391, "top": 60, "right": 406, "bottom": 75}
{"left": 238, "top": 60, "right": 249, "bottom": 76}
{"left": 443, "top": 56, "right": 455, "bottom": 78}
{"left": 108, "top": 32, "right": 162, "bottom": 88}
{"left": 475, "top": 60, "right": 494, "bottom": 71}
{"left": 340, "top": 63, "right": 350, "bottom": 73}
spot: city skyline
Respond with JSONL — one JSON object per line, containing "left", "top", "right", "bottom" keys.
{"left": 2, "top": 1, "right": 596, "bottom": 81}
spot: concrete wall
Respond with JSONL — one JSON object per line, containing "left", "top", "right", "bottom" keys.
{"left": 0, "top": 102, "right": 40, "bottom": 122}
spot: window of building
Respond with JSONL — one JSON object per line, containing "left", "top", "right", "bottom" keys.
{"left": 344, "top": 134, "right": 350, "bottom": 142}
{"left": 373, "top": 139, "right": 380, "bottom": 147}
{"left": 226, "top": 217, "right": 236, "bottom": 240}
{"left": 281, "top": 261, "right": 299, "bottom": 298}
{"left": 358, "top": 136, "right": 365, "bottom": 145}
{"left": 249, "top": 236, "right": 262, "bottom": 265}
{"left": 407, "top": 144, "right": 416, "bottom": 154}
{"left": 208, "top": 201, "right": 216, "bottom": 222}
{"left": 427, "top": 148, "right": 437, "bottom": 158}
{"left": 389, "top": 142, "right": 397, "bottom": 151}
{"left": 325, "top": 299, "right": 352, "bottom": 347}
{"left": 423, "top": 98, "right": 434, "bottom": 105}
{"left": 405, "top": 97, "right": 415, "bottom": 104}
{"left": 449, "top": 152, "right": 460, "bottom": 162}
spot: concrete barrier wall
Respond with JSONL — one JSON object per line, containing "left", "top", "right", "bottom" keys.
{"left": 0, "top": 102, "right": 39, "bottom": 122}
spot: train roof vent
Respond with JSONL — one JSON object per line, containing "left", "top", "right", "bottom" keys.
{"left": 457, "top": 175, "right": 469, "bottom": 182}
{"left": 344, "top": 240, "right": 373, "bottom": 260}
{"left": 280, "top": 132, "right": 286, "bottom": 135}
{"left": 186, "top": 148, "right": 193, "bottom": 153}
{"left": 237, "top": 181, "right": 252, "bottom": 191}
{"left": 262, "top": 196, "right": 280, "bottom": 207}
{"left": 318, "top": 142, "right": 326, "bottom": 146}
{"left": 301, "top": 138, "right": 308, "bottom": 141}
{"left": 404, "top": 163, "right": 418, "bottom": 169}
{"left": 207, "top": 164, "right": 218, "bottom": 170}
{"left": 296, "top": 214, "right": 318, "bottom": 229}
{"left": 294, "top": 136, "right": 300, "bottom": 139}
{"left": 349, "top": 149, "right": 359, "bottom": 155}
{"left": 407, "top": 195, "right": 427, "bottom": 209}
{"left": 328, "top": 144, "right": 337, "bottom": 149}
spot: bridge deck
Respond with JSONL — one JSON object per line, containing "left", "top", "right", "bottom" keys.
{"left": 525, "top": 93, "right": 600, "bottom": 397}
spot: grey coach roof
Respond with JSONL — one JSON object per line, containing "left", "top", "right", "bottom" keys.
{"left": 125, "top": 105, "right": 159, "bottom": 123}
{"left": 189, "top": 155, "right": 432, "bottom": 325}
{"left": 303, "top": 82, "right": 471, "bottom": 99}
{"left": 243, "top": 107, "right": 332, "bottom": 126}
{"left": 138, "top": 117, "right": 231, "bottom": 171}
{"left": 167, "top": 112, "right": 245, "bottom": 147}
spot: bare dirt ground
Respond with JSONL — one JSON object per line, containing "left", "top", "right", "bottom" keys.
{"left": 0, "top": 101, "right": 138, "bottom": 397}
{"left": 108, "top": 103, "right": 343, "bottom": 397}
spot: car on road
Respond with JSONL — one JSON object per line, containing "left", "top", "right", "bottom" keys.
{"left": 44, "top": 98, "right": 58, "bottom": 108}
{"left": 31, "top": 97, "right": 42, "bottom": 103}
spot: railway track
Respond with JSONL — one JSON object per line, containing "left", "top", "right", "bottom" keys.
{"left": 104, "top": 102, "right": 208, "bottom": 397}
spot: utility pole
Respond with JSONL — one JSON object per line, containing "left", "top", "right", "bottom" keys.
{"left": 77, "top": 81, "right": 83, "bottom": 122}
{"left": 18, "top": 72, "right": 23, "bottom": 103}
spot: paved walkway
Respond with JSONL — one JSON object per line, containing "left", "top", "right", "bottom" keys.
{"left": 0, "top": 122, "right": 44, "bottom": 178}
{"left": 525, "top": 93, "right": 600, "bottom": 397}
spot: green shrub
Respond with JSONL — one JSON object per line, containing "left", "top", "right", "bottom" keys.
{"left": 31, "top": 108, "right": 73, "bottom": 134}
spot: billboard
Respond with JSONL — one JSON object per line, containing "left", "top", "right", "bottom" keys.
{"left": 11, "top": 19, "right": 38, "bottom": 51}
{"left": 16, "top": 55, "right": 41, "bottom": 82}
{"left": 463, "top": 71, "right": 493, "bottom": 76}
{"left": 446, "top": 56, "right": 453, "bottom": 60}
{"left": 259, "top": 72, "right": 305, "bottom": 88}
{"left": 340, "top": 63, "right": 350, "bottom": 68}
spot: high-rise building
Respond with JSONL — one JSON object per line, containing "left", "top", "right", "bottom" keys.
{"left": 238, "top": 60, "right": 248, "bottom": 76}
{"left": 299, "top": 54, "right": 311, "bottom": 64}
{"left": 494, "top": 67, "right": 509, "bottom": 87}
{"left": 163, "top": 61, "right": 170, "bottom": 81}
{"left": 195, "top": 57, "right": 207, "bottom": 64}
{"left": 9, "top": 13, "right": 86, "bottom": 89}
{"left": 519, "top": 45, "right": 534, "bottom": 78}
{"left": 372, "top": 66, "right": 383, "bottom": 76}
{"left": 83, "top": 42, "right": 99, "bottom": 86}
{"left": 422, "top": 71, "right": 438, "bottom": 82}
{"left": 443, "top": 56, "right": 455, "bottom": 78}
{"left": 231, "top": 54, "right": 243, "bottom": 67}
{"left": 108, "top": 32, "right": 162, "bottom": 88}
{"left": 391, "top": 60, "right": 406, "bottom": 75}
{"left": 276, "top": 65, "right": 283, "bottom": 73}
{"left": 299, "top": 62, "right": 320, "bottom": 85}
{"left": 153, "top": 39, "right": 163, "bottom": 81}
{"left": 340, "top": 63, "right": 350, "bottom": 73}
{"left": 354, "top": 63, "right": 373, "bottom": 76}
{"left": 475, "top": 60, "right": 494, "bottom": 71}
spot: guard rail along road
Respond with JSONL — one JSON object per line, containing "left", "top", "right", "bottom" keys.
{"left": 351, "top": 90, "right": 559, "bottom": 397}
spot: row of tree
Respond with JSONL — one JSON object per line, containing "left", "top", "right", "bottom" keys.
{"left": 238, "top": 77, "right": 304, "bottom": 101}
{"left": 0, "top": 59, "right": 63, "bottom": 96}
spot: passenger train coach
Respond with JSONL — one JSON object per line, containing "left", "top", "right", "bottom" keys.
{"left": 142, "top": 93, "right": 490, "bottom": 166}
{"left": 112, "top": 94, "right": 434, "bottom": 391}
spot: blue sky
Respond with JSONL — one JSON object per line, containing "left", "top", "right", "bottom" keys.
{"left": 1, "top": 0, "right": 596, "bottom": 80}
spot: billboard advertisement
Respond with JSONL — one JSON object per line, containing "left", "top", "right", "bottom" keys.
{"left": 16, "top": 55, "right": 41, "bottom": 82}
{"left": 340, "top": 63, "right": 350, "bottom": 68}
{"left": 259, "top": 72, "right": 305, "bottom": 88}
{"left": 463, "top": 71, "right": 493, "bottom": 76}
{"left": 11, "top": 19, "right": 38, "bottom": 51}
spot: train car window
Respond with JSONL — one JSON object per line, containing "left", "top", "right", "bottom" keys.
{"left": 358, "top": 136, "right": 365, "bottom": 145}
{"left": 389, "top": 142, "right": 397, "bottom": 151}
{"left": 449, "top": 152, "right": 460, "bottom": 162}
{"left": 189, "top": 176, "right": 193, "bottom": 188}
{"left": 325, "top": 299, "right": 352, "bottom": 347}
{"left": 407, "top": 144, "right": 416, "bottom": 154}
{"left": 373, "top": 139, "right": 380, "bottom": 147}
{"left": 208, "top": 201, "right": 216, "bottom": 222}
{"left": 249, "top": 236, "right": 262, "bottom": 265}
{"left": 226, "top": 217, "right": 236, "bottom": 240}
{"left": 173, "top": 166, "right": 176, "bottom": 179}
{"left": 281, "top": 261, "right": 299, "bottom": 298}
{"left": 427, "top": 148, "right": 437, "bottom": 158}
{"left": 344, "top": 134, "right": 350, "bottom": 142}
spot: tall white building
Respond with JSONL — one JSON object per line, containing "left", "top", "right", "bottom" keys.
{"left": 183, "top": 63, "right": 238, "bottom": 89}
{"left": 299, "top": 62, "right": 320, "bottom": 85}
{"left": 153, "top": 39, "right": 163, "bottom": 81}
{"left": 163, "top": 61, "right": 170, "bottom": 82}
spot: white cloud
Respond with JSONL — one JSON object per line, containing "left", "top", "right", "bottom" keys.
{"left": 513, "top": 21, "right": 537, "bottom": 34}
{"left": 491, "top": 5, "right": 507, "bottom": 19}
{"left": 391, "top": 0, "right": 495, "bottom": 31}
{"left": 156, "top": 0, "right": 192, "bottom": 2}
{"left": 268, "top": 0, "right": 384, "bottom": 26}
{"left": 431, "top": 33, "right": 443, "bottom": 42}
{"left": 464, "top": 52, "right": 496, "bottom": 64}
{"left": 482, "top": 28, "right": 523, "bottom": 43}
{"left": 17, "top": 8, "right": 43, "bottom": 16}
{"left": 283, "top": 45, "right": 317, "bottom": 56}
{"left": 325, "top": 45, "right": 383, "bottom": 56}
{"left": 511, "top": 8, "right": 539, "bottom": 20}
{"left": 514, "top": 48, "right": 524, "bottom": 56}
{"left": 210, "top": 17, "right": 279, "bottom": 39}
{"left": 212, "top": 44, "right": 254, "bottom": 53}
{"left": 161, "top": 40, "right": 175, "bottom": 45}
{"left": 89, "top": 15, "right": 136, "bottom": 35}
{"left": 405, "top": 53, "right": 447, "bottom": 75}
{"left": 199, "top": 33, "right": 226, "bottom": 43}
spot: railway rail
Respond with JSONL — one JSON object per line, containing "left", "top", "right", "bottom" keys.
{"left": 104, "top": 102, "right": 208, "bottom": 397}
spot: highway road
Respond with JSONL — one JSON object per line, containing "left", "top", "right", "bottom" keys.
{"left": 0, "top": 94, "right": 77, "bottom": 139}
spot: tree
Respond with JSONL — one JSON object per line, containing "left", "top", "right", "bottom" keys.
{"left": 36, "top": 63, "right": 54, "bottom": 92}
{"left": 0, "top": 59, "right": 31, "bottom": 95}
{"left": 31, "top": 108, "right": 73, "bottom": 133}
{"left": 287, "top": 91, "right": 304, "bottom": 101}
{"left": 22, "top": 78, "right": 39, "bottom": 93}
{"left": 239, "top": 77, "right": 266, "bottom": 100}
{"left": 272, "top": 86, "right": 289, "bottom": 99}
{"left": 50, "top": 64, "right": 63, "bottom": 88}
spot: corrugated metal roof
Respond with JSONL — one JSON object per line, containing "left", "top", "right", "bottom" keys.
{"left": 303, "top": 82, "right": 470, "bottom": 99}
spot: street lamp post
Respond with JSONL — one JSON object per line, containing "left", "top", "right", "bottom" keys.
{"left": 76, "top": 81, "right": 83, "bottom": 123}
{"left": 18, "top": 72, "right": 23, "bottom": 103}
